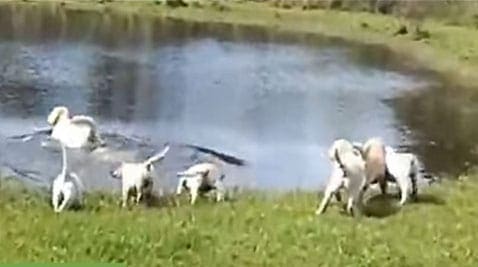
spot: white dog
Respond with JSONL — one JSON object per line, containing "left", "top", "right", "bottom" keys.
{"left": 110, "top": 145, "right": 170, "bottom": 207}
{"left": 176, "top": 162, "right": 225, "bottom": 205}
{"left": 385, "top": 146, "right": 419, "bottom": 206}
{"left": 316, "top": 139, "right": 367, "bottom": 216}
{"left": 51, "top": 142, "right": 85, "bottom": 213}
{"left": 47, "top": 106, "right": 104, "bottom": 149}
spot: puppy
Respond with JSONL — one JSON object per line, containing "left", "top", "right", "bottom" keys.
{"left": 110, "top": 145, "right": 170, "bottom": 207}
{"left": 360, "top": 137, "right": 388, "bottom": 195}
{"left": 176, "top": 162, "right": 225, "bottom": 205}
{"left": 51, "top": 141, "right": 84, "bottom": 213}
{"left": 317, "top": 139, "right": 367, "bottom": 216}
{"left": 385, "top": 146, "right": 419, "bottom": 206}
{"left": 47, "top": 106, "right": 104, "bottom": 149}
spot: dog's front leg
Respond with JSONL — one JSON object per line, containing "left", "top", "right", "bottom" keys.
{"left": 121, "top": 187, "right": 129, "bottom": 208}
{"left": 316, "top": 181, "right": 340, "bottom": 215}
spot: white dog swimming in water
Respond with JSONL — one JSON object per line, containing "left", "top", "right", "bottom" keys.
{"left": 51, "top": 142, "right": 85, "bottom": 213}
{"left": 316, "top": 139, "right": 367, "bottom": 216}
{"left": 176, "top": 162, "right": 226, "bottom": 205}
{"left": 47, "top": 106, "right": 104, "bottom": 149}
{"left": 110, "top": 145, "right": 170, "bottom": 207}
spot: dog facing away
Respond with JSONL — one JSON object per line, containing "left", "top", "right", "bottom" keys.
{"left": 110, "top": 145, "right": 170, "bottom": 207}
{"left": 385, "top": 146, "right": 419, "bottom": 206}
{"left": 176, "top": 162, "right": 225, "bottom": 205}
{"left": 317, "top": 139, "right": 367, "bottom": 216}
{"left": 359, "top": 137, "right": 388, "bottom": 195}
{"left": 47, "top": 106, "right": 104, "bottom": 149}
{"left": 51, "top": 142, "right": 85, "bottom": 213}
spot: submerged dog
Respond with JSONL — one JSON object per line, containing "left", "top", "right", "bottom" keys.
{"left": 51, "top": 141, "right": 85, "bottom": 213}
{"left": 110, "top": 145, "right": 170, "bottom": 207}
{"left": 47, "top": 106, "right": 104, "bottom": 149}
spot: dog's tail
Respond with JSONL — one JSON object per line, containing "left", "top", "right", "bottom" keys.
{"left": 144, "top": 144, "right": 170, "bottom": 166}
{"left": 184, "top": 144, "right": 246, "bottom": 166}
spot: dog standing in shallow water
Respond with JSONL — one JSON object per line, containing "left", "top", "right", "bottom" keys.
{"left": 110, "top": 145, "right": 170, "bottom": 207}
{"left": 47, "top": 106, "right": 104, "bottom": 149}
{"left": 51, "top": 142, "right": 85, "bottom": 213}
{"left": 176, "top": 162, "right": 225, "bottom": 205}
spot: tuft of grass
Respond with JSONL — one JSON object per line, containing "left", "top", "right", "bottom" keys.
{"left": 2, "top": 177, "right": 478, "bottom": 266}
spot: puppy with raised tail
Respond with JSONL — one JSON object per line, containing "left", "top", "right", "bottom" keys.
{"left": 51, "top": 141, "right": 85, "bottom": 213}
{"left": 110, "top": 145, "right": 170, "bottom": 207}
{"left": 176, "top": 162, "right": 225, "bottom": 205}
{"left": 317, "top": 139, "right": 368, "bottom": 216}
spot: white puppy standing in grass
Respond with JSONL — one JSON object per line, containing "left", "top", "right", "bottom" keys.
{"left": 384, "top": 146, "right": 419, "bottom": 206}
{"left": 360, "top": 137, "right": 388, "bottom": 195}
{"left": 51, "top": 141, "right": 85, "bottom": 213}
{"left": 176, "top": 162, "right": 225, "bottom": 205}
{"left": 110, "top": 145, "right": 170, "bottom": 207}
{"left": 316, "top": 139, "right": 368, "bottom": 216}
{"left": 47, "top": 106, "right": 104, "bottom": 149}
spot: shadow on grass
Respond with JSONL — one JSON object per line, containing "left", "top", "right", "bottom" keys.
{"left": 362, "top": 193, "right": 446, "bottom": 218}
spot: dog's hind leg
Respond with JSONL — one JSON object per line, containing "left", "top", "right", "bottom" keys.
{"left": 57, "top": 191, "right": 71, "bottom": 213}
{"left": 378, "top": 176, "right": 388, "bottom": 195}
{"left": 136, "top": 191, "right": 143, "bottom": 205}
{"left": 398, "top": 178, "right": 409, "bottom": 206}
{"left": 346, "top": 196, "right": 355, "bottom": 216}
{"left": 214, "top": 180, "right": 225, "bottom": 202}
{"left": 316, "top": 176, "right": 342, "bottom": 215}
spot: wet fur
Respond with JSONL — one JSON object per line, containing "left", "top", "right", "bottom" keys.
{"left": 47, "top": 106, "right": 104, "bottom": 149}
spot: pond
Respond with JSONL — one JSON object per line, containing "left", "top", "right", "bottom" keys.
{"left": 0, "top": 2, "right": 477, "bottom": 193}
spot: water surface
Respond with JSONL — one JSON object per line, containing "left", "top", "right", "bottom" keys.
{"left": 0, "top": 3, "right": 475, "bottom": 193}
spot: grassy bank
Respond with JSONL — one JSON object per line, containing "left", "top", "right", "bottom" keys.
{"left": 3, "top": 0, "right": 478, "bottom": 88}
{"left": 1, "top": 177, "right": 478, "bottom": 266}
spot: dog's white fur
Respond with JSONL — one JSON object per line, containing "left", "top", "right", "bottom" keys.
{"left": 176, "top": 162, "right": 225, "bottom": 205}
{"left": 110, "top": 146, "right": 170, "bottom": 207}
{"left": 51, "top": 142, "right": 84, "bottom": 213}
{"left": 385, "top": 146, "right": 418, "bottom": 206}
{"left": 317, "top": 139, "right": 367, "bottom": 216}
{"left": 47, "top": 106, "right": 104, "bottom": 149}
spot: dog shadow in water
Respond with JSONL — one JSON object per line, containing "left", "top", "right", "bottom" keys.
{"left": 361, "top": 193, "right": 445, "bottom": 218}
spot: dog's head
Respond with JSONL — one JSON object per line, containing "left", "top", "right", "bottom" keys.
{"left": 109, "top": 164, "right": 123, "bottom": 179}
{"left": 48, "top": 106, "right": 69, "bottom": 126}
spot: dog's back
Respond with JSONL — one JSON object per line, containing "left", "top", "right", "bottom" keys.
{"left": 363, "top": 138, "right": 386, "bottom": 183}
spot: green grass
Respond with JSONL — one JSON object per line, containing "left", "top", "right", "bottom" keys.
{"left": 3, "top": 0, "right": 478, "bottom": 88}
{"left": 1, "top": 177, "right": 478, "bottom": 266}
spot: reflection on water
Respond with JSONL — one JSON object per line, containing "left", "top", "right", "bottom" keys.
{"left": 0, "top": 2, "right": 473, "bottom": 192}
